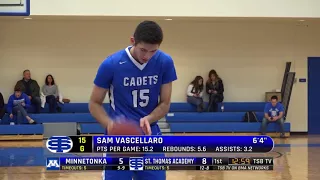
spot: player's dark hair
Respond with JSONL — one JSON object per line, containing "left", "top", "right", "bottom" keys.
{"left": 190, "top": 76, "right": 204, "bottom": 93}
{"left": 133, "top": 20, "right": 163, "bottom": 45}
{"left": 271, "top": 95, "right": 278, "bottom": 101}
{"left": 45, "top": 74, "right": 55, "bottom": 85}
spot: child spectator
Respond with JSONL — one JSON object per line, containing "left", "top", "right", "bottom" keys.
{"left": 187, "top": 76, "right": 205, "bottom": 112}
{"left": 206, "top": 69, "right": 224, "bottom": 112}
{"left": 7, "top": 86, "right": 36, "bottom": 124}
{"left": 42, "top": 74, "right": 59, "bottom": 113}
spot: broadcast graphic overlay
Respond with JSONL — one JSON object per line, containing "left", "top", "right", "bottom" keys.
{"left": 46, "top": 156, "right": 274, "bottom": 171}
{"left": 46, "top": 135, "right": 274, "bottom": 154}
{"left": 46, "top": 135, "right": 274, "bottom": 171}
{"left": 0, "top": 0, "right": 30, "bottom": 16}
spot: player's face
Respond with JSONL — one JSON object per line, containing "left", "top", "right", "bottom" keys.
{"left": 271, "top": 99, "right": 277, "bottom": 106}
{"left": 15, "top": 91, "right": 21, "bottom": 98}
{"left": 131, "top": 40, "right": 159, "bottom": 63}
{"left": 198, "top": 78, "right": 203, "bottom": 85}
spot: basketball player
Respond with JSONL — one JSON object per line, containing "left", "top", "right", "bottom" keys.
{"left": 89, "top": 20, "right": 177, "bottom": 180}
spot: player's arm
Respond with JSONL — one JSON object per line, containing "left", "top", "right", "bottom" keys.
{"left": 89, "top": 86, "right": 111, "bottom": 129}
{"left": 145, "top": 56, "right": 177, "bottom": 124}
{"left": 146, "top": 82, "right": 173, "bottom": 124}
{"left": 89, "top": 57, "right": 114, "bottom": 129}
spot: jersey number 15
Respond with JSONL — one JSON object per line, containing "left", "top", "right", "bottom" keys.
{"left": 132, "top": 89, "right": 149, "bottom": 108}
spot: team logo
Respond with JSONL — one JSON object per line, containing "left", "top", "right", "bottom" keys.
{"left": 129, "top": 157, "right": 144, "bottom": 171}
{"left": 46, "top": 136, "right": 73, "bottom": 153}
{"left": 46, "top": 158, "right": 60, "bottom": 170}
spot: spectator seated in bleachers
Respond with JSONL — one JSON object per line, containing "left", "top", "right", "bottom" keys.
{"left": 0, "top": 92, "right": 5, "bottom": 121}
{"left": 260, "top": 95, "right": 285, "bottom": 138}
{"left": 206, "top": 69, "right": 224, "bottom": 112}
{"left": 15, "top": 69, "right": 41, "bottom": 113}
{"left": 7, "top": 86, "right": 36, "bottom": 124}
{"left": 186, "top": 76, "right": 205, "bottom": 112}
{"left": 41, "top": 74, "right": 60, "bottom": 113}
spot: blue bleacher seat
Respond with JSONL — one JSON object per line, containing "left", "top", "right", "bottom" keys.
{"left": 169, "top": 122, "right": 290, "bottom": 133}
{"left": 29, "top": 103, "right": 110, "bottom": 113}
{"left": 0, "top": 102, "right": 289, "bottom": 136}
{"left": 2, "top": 103, "right": 110, "bottom": 114}
{"left": 79, "top": 122, "right": 290, "bottom": 134}
{"left": 217, "top": 102, "right": 266, "bottom": 112}
{"left": 169, "top": 102, "right": 266, "bottom": 112}
{"left": 80, "top": 123, "right": 104, "bottom": 134}
{"left": 3, "top": 102, "right": 266, "bottom": 113}
{"left": 166, "top": 112, "right": 264, "bottom": 122}
{"left": 0, "top": 124, "right": 44, "bottom": 135}
{"left": 1, "top": 113, "right": 95, "bottom": 124}
{"left": 30, "top": 113, "right": 96, "bottom": 123}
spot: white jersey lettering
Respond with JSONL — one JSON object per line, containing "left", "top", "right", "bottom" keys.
{"left": 123, "top": 75, "right": 158, "bottom": 87}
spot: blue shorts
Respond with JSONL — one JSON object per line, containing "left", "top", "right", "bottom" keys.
{"left": 103, "top": 124, "right": 166, "bottom": 180}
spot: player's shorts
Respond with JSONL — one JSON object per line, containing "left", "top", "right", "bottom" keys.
{"left": 102, "top": 124, "right": 166, "bottom": 180}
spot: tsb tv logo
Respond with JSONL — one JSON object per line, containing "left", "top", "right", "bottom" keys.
{"left": 46, "top": 136, "right": 73, "bottom": 153}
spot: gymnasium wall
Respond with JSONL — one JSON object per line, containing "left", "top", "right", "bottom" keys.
{"left": 30, "top": 0, "right": 320, "bottom": 18}
{"left": 1, "top": 17, "right": 320, "bottom": 132}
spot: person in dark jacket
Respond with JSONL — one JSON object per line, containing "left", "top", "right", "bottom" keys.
{"left": 206, "top": 69, "right": 224, "bottom": 112}
{"left": 0, "top": 92, "right": 5, "bottom": 120}
{"left": 15, "top": 69, "right": 41, "bottom": 113}
{"left": 7, "top": 86, "right": 36, "bottom": 124}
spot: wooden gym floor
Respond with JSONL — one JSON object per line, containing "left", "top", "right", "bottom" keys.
{"left": 0, "top": 135, "right": 320, "bottom": 180}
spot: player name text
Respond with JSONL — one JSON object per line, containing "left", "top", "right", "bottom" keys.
{"left": 96, "top": 137, "right": 163, "bottom": 144}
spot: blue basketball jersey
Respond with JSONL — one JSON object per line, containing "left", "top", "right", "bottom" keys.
{"left": 94, "top": 46, "right": 177, "bottom": 124}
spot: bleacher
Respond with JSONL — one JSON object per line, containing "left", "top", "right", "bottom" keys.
{"left": 0, "top": 102, "right": 290, "bottom": 140}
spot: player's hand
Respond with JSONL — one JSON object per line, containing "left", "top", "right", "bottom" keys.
{"left": 140, "top": 117, "right": 151, "bottom": 135}
{"left": 273, "top": 116, "right": 278, "bottom": 121}
{"left": 106, "top": 120, "right": 114, "bottom": 133}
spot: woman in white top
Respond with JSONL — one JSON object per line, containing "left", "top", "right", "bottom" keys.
{"left": 42, "top": 74, "right": 59, "bottom": 113}
{"left": 187, "top": 76, "right": 205, "bottom": 112}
